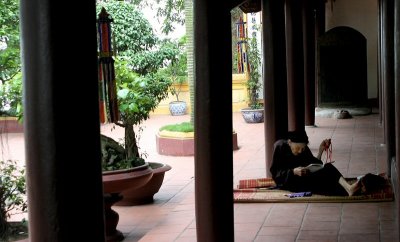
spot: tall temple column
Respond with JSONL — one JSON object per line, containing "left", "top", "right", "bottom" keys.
{"left": 314, "top": 0, "right": 325, "bottom": 108}
{"left": 194, "top": 1, "right": 234, "bottom": 241}
{"left": 263, "top": 0, "right": 288, "bottom": 177}
{"left": 382, "top": 0, "right": 395, "bottom": 174}
{"left": 379, "top": 0, "right": 384, "bottom": 126}
{"left": 303, "top": 0, "right": 316, "bottom": 126}
{"left": 285, "top": 0, "right": 306, "bottom": 131}
{"left": 20, "top": 1, "right": 105, "bottom": 241}
{"left": 394, "top": 0, "right": 400, "bottom": 233}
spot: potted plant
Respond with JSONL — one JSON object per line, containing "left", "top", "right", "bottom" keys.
{"left": 115, "top": 161, "right": 172, "bottom": 206}
{"left": 156, "top": 121, "right": 195, "bottom": 156}
{"left": 160, "top": 36, "right": 188, "bottom": 116}
{"left": 100, "top": 57, "right": 174, "bottom": 241}
{"left": 156, "top": 122, "right": 239, "bottom": 156}
{"left": 240, "top": 31, "right": 264, "bottom": 123}
{"left": 95, "top": 3, "right": 177, "bottom": 240}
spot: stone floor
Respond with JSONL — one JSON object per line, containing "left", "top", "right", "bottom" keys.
{"left": 6, "top": 110, "right": 399, "bottom": 242}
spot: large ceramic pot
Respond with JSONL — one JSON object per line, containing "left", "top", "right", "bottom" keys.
{"left": 240, "top": 108, "right": 264, "bottom": 123}
{"left": 115, "top": 162, "right": 172, "bottom": 206}
{"left": 102, "top": 163, "right": 153, "bottom": 242}
{"left": 169, "top": 101, "right": 187, "bottom": 116}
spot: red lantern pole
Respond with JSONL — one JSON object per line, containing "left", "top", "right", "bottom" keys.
{"left": 97, "top": 7, "right": 119, "bottom": 123}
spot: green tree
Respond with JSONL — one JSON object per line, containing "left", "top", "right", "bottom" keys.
{"left": 158, "top": 36, "right": 187, "bottom": 102}
{"left": 0, "top": 75, "right": 22, "bottom": 117}
{"left": 0, "top": 0, "right": 23, "bottom": 118}
{"left": 96, "top": 1, "right": 180, "bottom": 75}
{"left": 246, "top": 34, "right": 262, "bottom": 109}
{"left": 0, "top": 0, "right": 20, "bottom": 84}
{"left": 142, "top": 0, "right": 193, "bottom": 123}
{"left": 96, "top": 2, "right": 178, "bottom": 169}
{"left": 101, "top": 59, "right": 172, "bottom": 171}
{"left": 132, "top": 0, "right": 185, "bottom": 35}
{"left": 133, "top": 0, "right": 193, "bottom": 123}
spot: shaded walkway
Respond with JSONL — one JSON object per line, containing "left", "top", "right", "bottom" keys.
{"left": 6, "top": 111, "right": 398, "bottom": 241}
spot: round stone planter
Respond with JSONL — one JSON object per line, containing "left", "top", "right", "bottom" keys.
{"left": 115, "top": 162, "right": 172, "bottom": 206}
{"left": 156, "top": 130, "right": 239, "bottom": 156}
{"left": 240, "top": 108, "right": 264, "bottom": 123}
{"left": 0, "top": 117, "right": 23, "bottom": 133}
{"left": 169, "top": 101, "right": 187, "bottom": 116}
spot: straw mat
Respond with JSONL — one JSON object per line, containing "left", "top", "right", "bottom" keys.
{"left": 234, "top": 177, "right": 394, "bottom": 203}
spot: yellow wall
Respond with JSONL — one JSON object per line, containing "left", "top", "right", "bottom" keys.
{"left": 232, "top": 73, "right": 250, "bottom": 112}
{"left": 152, "top": 73, "right": 251, "bottom": 115}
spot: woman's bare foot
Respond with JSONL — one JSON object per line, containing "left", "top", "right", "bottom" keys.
{"left": 348, "top": 180, "right": 361, "bottom": 196}
{"left": 339, "top": 177, "right": 361, "bottom": 196}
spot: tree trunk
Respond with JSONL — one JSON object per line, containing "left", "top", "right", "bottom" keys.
{"left": 125, "top": 124, "right": 139, "bottom": 159}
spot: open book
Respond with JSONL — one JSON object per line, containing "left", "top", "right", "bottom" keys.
{"left": 305, "top": 163, "right": 324, "bottom": 173}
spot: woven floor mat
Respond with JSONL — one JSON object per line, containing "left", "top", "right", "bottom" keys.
{"left": 234, "top": 177, "right": 394, "bottom": 203}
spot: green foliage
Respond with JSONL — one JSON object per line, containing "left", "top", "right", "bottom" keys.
{"left": 0, "top": 0, "right": 21, "bottom": 85}
{"left": 96, "top": 2, "right": 179, "bottom": 165}
{"left": 115, "top": 58, "right": 172, "bottom": 127}
{"left": 154, "top": 0, "right": 185, "bottom": 34}
{"left": 246, "top": 31, "right": 262, "bottom": 109}
{"left": 97, "top": 1, "right": 156, "bottom": 53}
{"left": 157, "top": 36, "right": 187, "bottom": 101}
{"left": 0, "top": 0, "right": 22, "bottom": 120}
{"left": 0, "top": 74, "right": 23, "bottom": 119}
{"left": 159, "top": 121, "right": 193, "bottom": 132}
{"left": 127, "top": 38, "right": 181, "bottom": 75}
{"left": 96, "top": 1, "right": 180, "bottom": 75}
{"left": 102, "top": 155, "right": 145, "bottom": 171}
{"left": 133, "top": 0, "right": 185, "bottom": 34}
{"left": 0, "top": 160, "right": 27, "bottom": 241}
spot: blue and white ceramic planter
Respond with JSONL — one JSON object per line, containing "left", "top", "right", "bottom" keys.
{"left": 240, "top": 108, "right": 264, "bottom": 123}
{"left": 169, "top": 101, "right": 187, "bottom": 116}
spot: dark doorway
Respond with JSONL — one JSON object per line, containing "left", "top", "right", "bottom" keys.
{"left": 317, "top": 26, "right": 368, "bottom": 107}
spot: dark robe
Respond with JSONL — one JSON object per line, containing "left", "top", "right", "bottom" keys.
{"left": 270, "top": 139, "right": 348, "bottom": 196}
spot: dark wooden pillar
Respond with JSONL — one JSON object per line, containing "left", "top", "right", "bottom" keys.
{"left": 194, "top": 1, "right": 234, "bottom": 241}
{"left": 20, "top": 1, "right": 105, "bottom": 241}
{"left": 382, "top": 0, "right": 395, "bottom": 173}
{"left": 303, "top": 0, "right": 316, "bottom": 126}
{"left": 263, "top": 0, "right": 288, "bottom": 177}
{"left": 285, "top": 0, "right": 305, "bottom": 131}
{"left": 379, "top": 0, "right": 384, "bottom": 126}
{"left": 394, "top": 0, "right": 400, "bottom": 233}
{"left": 314, "top": 0, "right": 325, "bottom": 108}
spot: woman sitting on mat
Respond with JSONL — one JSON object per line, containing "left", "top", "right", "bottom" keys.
{"left": 270, "top": 130, "right": 385, "bottom": 196}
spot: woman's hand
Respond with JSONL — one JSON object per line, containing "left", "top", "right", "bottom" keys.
{"left": 319, "top": 139, "right": 331, "bottom": 152}
{"left": 317, "top": 138, "right": 331, "bottom": 160}
{"left": 293, "top": 167, "right": 309, "bottom": 176}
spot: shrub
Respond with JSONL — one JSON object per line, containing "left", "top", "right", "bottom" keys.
{"left": 159, "top": 122, "right": 194, "bottom": 132}
{"left": 0, "top": 160, "right": 27, "bottom": 240}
